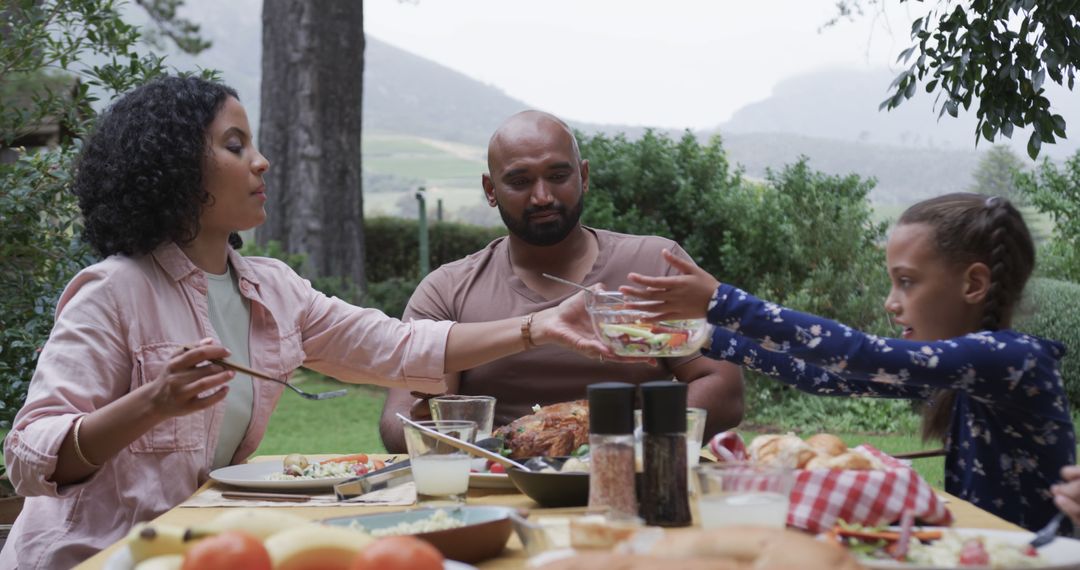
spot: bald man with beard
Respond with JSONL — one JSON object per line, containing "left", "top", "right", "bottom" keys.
{"left": 379, "top": 111, "right": 744, "bottom": 452}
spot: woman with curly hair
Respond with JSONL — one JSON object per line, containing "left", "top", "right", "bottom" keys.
{"left": 1, "top": 75, "right": 615, "bottom": 569}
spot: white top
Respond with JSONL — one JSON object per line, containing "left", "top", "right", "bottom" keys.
{"left": 205, "top": 263, "right": 254, "bottom": 469}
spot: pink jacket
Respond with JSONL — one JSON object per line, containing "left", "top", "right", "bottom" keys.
{"left": 1, "top": 243, "right": 450, "bottom": 569}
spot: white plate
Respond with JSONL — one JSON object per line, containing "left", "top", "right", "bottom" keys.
{"left": 103, "top": 546, "right": 477, "bottom": 570}
{"left": 209, "top": 461, "right": 352, "bottom": 491}
{"left": 857, "top": 528, "right": 1080, "bottom": 570}
{"left": 470, "top": 472, "right": 516, "bottom": 489}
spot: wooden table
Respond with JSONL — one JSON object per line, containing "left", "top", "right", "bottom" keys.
{"left": 75, "top": 458, "right": 1023, "bottom": 569}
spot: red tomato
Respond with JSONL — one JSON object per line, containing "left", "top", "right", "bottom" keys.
{"left": 349, "top": 536, "right": 444, "bottom": 570}
{"left": 957, "top": 538, "right": 990, "bottom": 566}
{"left": 489, "top": 463, "right": 507, "bottom": 474}
{"left": 182, "top": 531, "right": 271, "bottom": 570}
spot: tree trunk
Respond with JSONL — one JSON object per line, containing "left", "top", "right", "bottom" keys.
{"left": 257, "top": 0, "right": 365, "bottom": 292}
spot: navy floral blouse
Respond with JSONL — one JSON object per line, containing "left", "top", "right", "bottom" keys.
{"left": 703, "top": 283, "right": 1076, "bottom": 531}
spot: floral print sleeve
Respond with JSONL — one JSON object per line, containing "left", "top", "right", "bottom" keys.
{"left": 705, "top": 326, "right": 935, "bottom": 400}
{"left": 706, "top": 284, "right": 1069, "bottom": 418}
{"left": 702, "top": 283, "right": 1075, "bottom": 532}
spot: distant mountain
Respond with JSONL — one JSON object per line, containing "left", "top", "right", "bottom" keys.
{"left": 720, "top": 132, "right": 982, "bottom": 204}
{"left": 364, "top": 37, "right": 663, "bottom": 146}
{"left": 715, "top": 68, "right": 1080, "bottom": 161}
{"left": 363, "top": 38, "right": 530, "bottom": 145}
{"left": 153, "top": 6, "right": 1078, "bottom": 206}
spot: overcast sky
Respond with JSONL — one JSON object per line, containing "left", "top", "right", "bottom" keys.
{"left": 363, "top": 0, "right": 922, "bottom": 129}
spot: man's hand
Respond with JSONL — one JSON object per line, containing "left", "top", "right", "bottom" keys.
{"left": 409, "top": 397, "right": 433, "bottom": 420}
{"left": 620, "top": 249, "right": 719, "bottom": 322}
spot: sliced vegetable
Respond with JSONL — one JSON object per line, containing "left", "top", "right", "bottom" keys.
{"left": 320, "top": 453, "right": 369, "bottom": 465}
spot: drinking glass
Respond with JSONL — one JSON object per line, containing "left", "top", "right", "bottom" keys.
{"left": 403, "top": 420, "right": 478, "bottom": 505}
{"left": 429, "top": 395, "right": 496, "bottom": 440}
{"left": 694, "top": 462, "right": 794, "bottom": 529}
{"left": 634, "top": 407, "right": 708, "bottom": 467}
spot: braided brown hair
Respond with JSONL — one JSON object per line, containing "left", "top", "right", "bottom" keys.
{"left": 896, "top": 193, "right": 1036, "bottom": 442}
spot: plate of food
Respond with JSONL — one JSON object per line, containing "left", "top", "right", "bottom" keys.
{"left": 324, "top": 506, "right": 515, "bottom": 564}
{"left": 831, "top": 525, "right": 1080, "bottom": 569}
{"left": 209, "top": 453, "right": 389, "bottom": 491}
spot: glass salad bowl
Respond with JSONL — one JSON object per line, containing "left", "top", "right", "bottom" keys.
{"left": 585, "top": 292, "right": 709, "bottom": 357}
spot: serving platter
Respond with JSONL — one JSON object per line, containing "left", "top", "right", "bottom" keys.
{"left": 857, "top": 528, "right": 1080, "bottom": 570}
{"left": 324, "top": 506, "right": 515, "bottom": 564}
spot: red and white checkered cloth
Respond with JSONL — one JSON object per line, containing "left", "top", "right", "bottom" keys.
{"left": 708, "top": 433, "right": 953, "bottom": 533}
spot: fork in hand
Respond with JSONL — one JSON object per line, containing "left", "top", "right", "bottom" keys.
{"left": 1030, "top": 512, "right": 1066, "bottom": 548}
{"left": 182, "top": 344, "right": 347, "bottom": 400}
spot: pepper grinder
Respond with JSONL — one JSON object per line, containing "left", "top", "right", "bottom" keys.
{"left": 640, "top": 380, "right": 691, "bottom": 527}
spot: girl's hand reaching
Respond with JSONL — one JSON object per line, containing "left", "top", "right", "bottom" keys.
{"left": 620, "top": 249, "right": 720, "bottom": 321}
{"left": 1052, "top": 465, "right": 1080, "bottom": 528}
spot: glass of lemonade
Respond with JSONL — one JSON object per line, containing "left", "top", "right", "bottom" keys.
{"left": 694, "top": 462, "right": 794, "bottom": 529}
{"left": 403, "top": 420, "right": 478, "bottom": 505}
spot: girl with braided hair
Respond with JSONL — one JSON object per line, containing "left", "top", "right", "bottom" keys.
{"left": 622, "top": 192, "right": 1075, "bottom": 531}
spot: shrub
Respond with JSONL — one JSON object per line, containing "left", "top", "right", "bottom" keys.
{"left": 363, "top": 217, "right": 505, "bottom": 282}
{"left": 0, "top": 1, "right": 194, "bottom": 427}
{"left": 1015, "top": 277, "right": 1080, "bottom": 418}
{"left": 240, "top": 240, "right": 419, "bottom": 318}
{"left": 577, "top": 129, "right": 904, "bottom": 433}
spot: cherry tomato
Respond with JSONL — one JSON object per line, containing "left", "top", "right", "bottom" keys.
{"left": 957, "top": 538, "right": 990, "bottom": 566}
{"left": 182, "top": 531, "right": 271, "bottom": 570}
{"left": 489, "top": 463, "right": 507, "bottom": 474}
{"left": 349, "top": 535, "right": 444, "bottom": 570}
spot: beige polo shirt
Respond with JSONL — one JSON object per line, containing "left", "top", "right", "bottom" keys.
{"left": 404, "top": 227, "right": 701, "bottom": 426}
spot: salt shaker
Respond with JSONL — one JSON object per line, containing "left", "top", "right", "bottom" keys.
{"left": 587, "top": 382, "right": 637, "bottom": 516}
{"left": 640, "top": 380, "right": 691, "bottom": 527}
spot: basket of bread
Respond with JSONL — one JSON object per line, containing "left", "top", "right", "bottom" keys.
{"left": 708, "top": 431, "right": 952, "bottom": 533}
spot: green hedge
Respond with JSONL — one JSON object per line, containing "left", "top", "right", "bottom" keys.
{"left": 1016, "top": 277, "right": 1080, "bottom": 415}
{"left": 363, "top": 217, "right": 505, "bottom": 283}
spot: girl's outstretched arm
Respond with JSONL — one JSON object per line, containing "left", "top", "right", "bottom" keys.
{"left": 707, "top": 326, "right": 933, "bottom": 400}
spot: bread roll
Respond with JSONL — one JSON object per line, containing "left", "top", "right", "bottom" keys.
{"left": 748, "top": 434, "right": 781, "bottom": 462}
{"left": 805, "top": 433, "right": 847, "bottom": 457}
{"left": 805, "top": 451, "right": 876, "bottom": 471}
{"left": 751, "top": 434, "right": 812, "bottom": 468}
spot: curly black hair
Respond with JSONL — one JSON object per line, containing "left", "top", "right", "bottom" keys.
{"left": 72, "top": 75, "right": 241, "bottom": 258}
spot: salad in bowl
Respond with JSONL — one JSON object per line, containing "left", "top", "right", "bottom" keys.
{"left": 585, "top": 292, "right": 708, "bottom": 357}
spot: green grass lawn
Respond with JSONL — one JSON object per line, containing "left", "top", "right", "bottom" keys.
{"left": 254, "top": 371, "right": 388, "bottom": 456}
